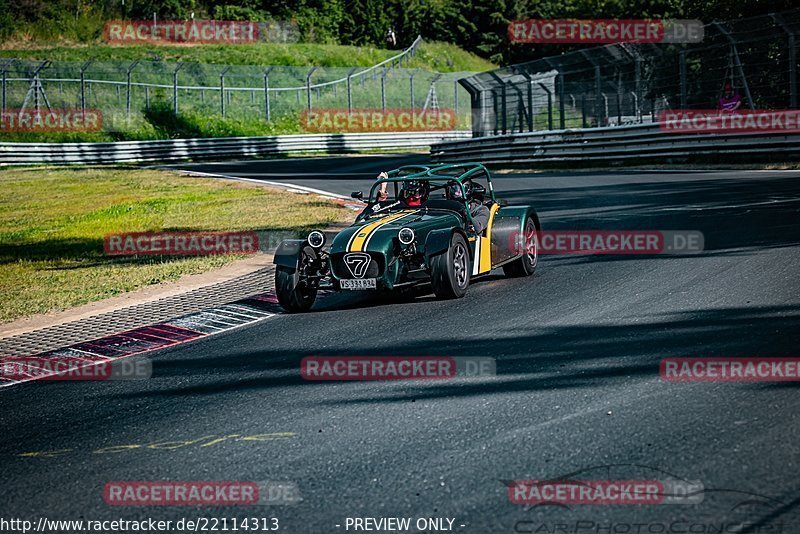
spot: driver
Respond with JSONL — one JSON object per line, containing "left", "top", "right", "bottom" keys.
{"left": 399, "top": 180, "right": 430, "bottom": 207}
{"left": 447, "top": 181, "right": 490, "bottom": 234}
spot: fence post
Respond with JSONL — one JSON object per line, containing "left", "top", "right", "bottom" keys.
{"left": 172, "top": 63, "right": 184, "bottom": 115}
{"left": 454, "top": 79, "right": 459, "bottom": 115}
{"left": 220, "top": 66, "right": 231, "bottom": 116}
{"left": 347, "top": 67, "right": 359, "bottom": 112}
{"left": 80, "top": 60, "right": 92, "bottom": 113}
{"left": 306, "top": 67, "right": 318, "bottom": 111}
{"left": 409, "top": 69, "right": 419, "bottom": 111}
{"left": 538, "top": 82, "right": 553, "bottom": 131}
{"left": 772, "top": 14, "right": 797, "bottom": 109}
{"left": 594, "top": 64, "right": 602, "bottom": 126}
{"left": 264, "top": 66, "right": 274, "bottom": 122}
{"left": 126, "top": 60, "right": 139, "bottom": 117}
{"left": 491, "top": 90, "right": 499, "bottom": 135}
{"left": 381, "top": 68, "right": 388, "bottom": 111}
{"left": 557, "top": 72, "right": 566, "bottom": 129}
{"left": 581, "top": 94, "right": 587, "bottom": 128}
{"left": 488, "top": 72, "right": 506, "bottom": 134}
{"left": 679, "top": 50, "right": 687, "bottom": 109}
{"left": 635, "top": 57, "right": 643, "bottom": 121}
{"left": 0, "top": 60, "right": 8, "bottom": 116}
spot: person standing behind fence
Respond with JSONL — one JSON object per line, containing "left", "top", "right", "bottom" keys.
{"left": 385, "top": 27, "right": 397, "bottom": 49}
{"left": 719, "top": 83, "right": 742, "bottom": 112}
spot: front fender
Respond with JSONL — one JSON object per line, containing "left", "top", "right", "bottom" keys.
{"left": 424, "top": 228, "right": 468, "bottom": 264}
{"left": 273, "top": 239, "right": 305, "bottom": 270}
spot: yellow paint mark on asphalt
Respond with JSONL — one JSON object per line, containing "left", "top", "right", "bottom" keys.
{"left": 18, "top": 432, "right": 297, "bottom": 459}
{"left": 199, "top": 434, "right": 241, "bottom": 447}
{"left": 238, "top": 432, "right": 296, "bottom": 441}
{"left": 147, "top": 435, "right": 217, "bottom": 450}
{"left": 18, "top": 449, "right": 73, "bottom": 458}
{"left": 93, "top": 444, "right": 142, "bottom": 454}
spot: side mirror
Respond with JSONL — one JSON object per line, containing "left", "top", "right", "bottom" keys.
{"left": 351, "top": 191, "right": 363, "bottom": 200}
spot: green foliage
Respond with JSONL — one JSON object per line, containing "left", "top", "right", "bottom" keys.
{"left": 0, "top": 0, "right": 797, "bottom": 66}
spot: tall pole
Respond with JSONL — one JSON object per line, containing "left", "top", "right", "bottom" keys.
{"left": 220, "top": 66, "right": 231, "bottom": 116}
{"left": 126, "top": 60, "right": 139, "bottom": 117}
{"left": 172, "top": 62, "right": 184, "bottom": 115}
{"left": 306, "top": 67, "right": 318, "bottom": 111}
{"left": 347, "top": 67, "right": 358, "bottom": 112}
{"left": 264, "top": 67, "right": 273, "bottom": 121}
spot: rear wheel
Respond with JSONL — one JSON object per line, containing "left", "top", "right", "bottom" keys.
{"left": 430, "top": 233, "right": 470, "bottom": 299}
{"left": 503, "top": 218, "right": 538, "bottom": 277}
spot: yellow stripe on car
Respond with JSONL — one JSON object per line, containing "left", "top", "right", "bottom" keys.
{"left": 479, "top": 204, "right": 501, "bottom": 273}
{"left": 348, "top": 210, "right": 416, "bottom": 252}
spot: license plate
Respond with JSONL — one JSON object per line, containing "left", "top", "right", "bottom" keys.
{"left": 340, "top": 278, "right": 377, "bottom": 290}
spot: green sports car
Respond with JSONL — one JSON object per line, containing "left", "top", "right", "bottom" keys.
{"left": 272, "top": 163, "right": 540, "bottom": 312}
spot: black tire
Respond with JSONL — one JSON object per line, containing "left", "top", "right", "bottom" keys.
{"left": 275, "top": 265, "right": 317, "bottom": 313}
{"left": 430, "top": 233, "right": 470, "bottom": 299}
{"left": 503, "top": 217, "right": 538, "bottom": 278}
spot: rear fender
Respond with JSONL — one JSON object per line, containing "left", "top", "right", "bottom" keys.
{"left": 493, "top": 205, "right": 541, "bottom": 260}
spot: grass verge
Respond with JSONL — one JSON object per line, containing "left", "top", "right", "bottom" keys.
{"left": 0, "top": 41, "right": 495, "bottom": 72}
{"left": 0, "top": 166, "right": 350, "bottom": 323}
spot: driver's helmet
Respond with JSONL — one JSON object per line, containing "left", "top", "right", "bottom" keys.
{"left": 400, "top": 180, "right": 429, "bottom": 207}
{"left": 446, "top": 181, "right": 466, "bottom": 201}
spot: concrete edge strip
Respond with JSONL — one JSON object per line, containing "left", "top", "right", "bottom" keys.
{"left": 0, "top": 292, "right": 284, "bottom": 390}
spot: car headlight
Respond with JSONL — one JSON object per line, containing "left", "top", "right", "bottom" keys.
{"left": 307, "top": 230, "right": 325, "bottom": 248}
{"left": 398, "top": 227, "right": 415, "bottom": 245}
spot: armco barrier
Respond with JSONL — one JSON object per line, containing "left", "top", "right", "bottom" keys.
{"left": 0, "top": 131, "right": 471, "bottom": 166}
{"left": 430, "top": 122, "right": 800, "bottom": 165}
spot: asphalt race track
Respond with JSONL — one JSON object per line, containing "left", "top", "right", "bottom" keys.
{"left": 3, "top": 155, "right": 800, "bottom": 533}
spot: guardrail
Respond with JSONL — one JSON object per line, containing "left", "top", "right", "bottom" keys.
{"left": 430, "top": 123, "right": 800, "bottom": 165}
{"left": 0, "top": 131, "right": 471, "bottom": 166}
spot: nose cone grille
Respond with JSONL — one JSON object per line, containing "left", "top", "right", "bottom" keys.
{"left": 332, "top": 253, "right": 383, "bottom": 279}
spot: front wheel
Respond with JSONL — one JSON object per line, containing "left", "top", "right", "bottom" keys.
{"left": 430, "top": 233, "right": 470, "bottom": 299}
{"left": 275, "top": 265, "right": 318, "bottom": 313}
{"left": 503, "top": 217, "right": 538, "bottom": 277}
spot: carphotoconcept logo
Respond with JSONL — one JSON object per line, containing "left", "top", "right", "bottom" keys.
{"left": 104, "top": 231, "right": 259, "bottom": 256}
{"left": 103, "top": 481, "right": 301, "bottom": 506}
{"left": 301, "top": 356, "right": 495, "bottom": 381}
{"left": 508, "top": 19, "right": 704, "bottom": 44}
{"left": 300, "top": 108, "right": 457, "bottom": 133}
{"left": 0, "top": 109, "right": 102, "bottom": 132}
{"left": 0, "top": 356, "right": 151, "bottom": 381}
{"left": 661, "top": 357, "right": 800, "bottom": 382}
{"left": 508, "top": 230, "right": 704, "bottom": 255}
{"left": 660, "top": 110, "right": 800, "bottom": 134}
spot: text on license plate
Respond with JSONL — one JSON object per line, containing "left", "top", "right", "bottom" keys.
{"left": 340, "top": 278, "right": 377, "bottom": 290}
